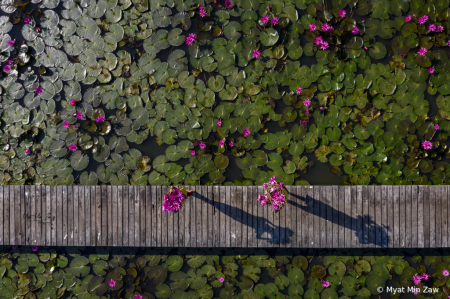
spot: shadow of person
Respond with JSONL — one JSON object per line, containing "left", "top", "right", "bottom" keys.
{"left": 288, "top": 192, "right": 391, "bottom": 246}
{"left": 194, "top": 192, "right": 294, "bottom": 246}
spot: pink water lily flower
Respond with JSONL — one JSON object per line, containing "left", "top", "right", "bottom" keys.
{"left": 405, "top": 15, "right": 412, "bottom": 22}
{"left": 412, "top": 275, "right": 421, "bottom": 285}
{"left": 308, "top": 23, "right": 317, "bottom": 31}
{"left": 185, "top": 33, "right": 197, "bottom": 46}
{"left": 8, "top": 60, "right": 12, "bottom": 64}
{"left": 435, "top": 124, "right": 439, "bottom": 130}
{"left": 429, "top": 67, "right": 435, "bottom": 74}
{"left": 7, "top": 39, "right": 15, "bottom": 46}
{"left": 301, "top": 120, "right": 308, "bottom": 125}
{"left": 190, "top": 150, "right": 195, "bottom": 156}
{"left": 95, "top": 115, "right": 105, "bottom": 123}
{"left": 421, "top": 273, "right": 429, "bottom": 280}
{"left": 429, "top": 24, "right": 436, "bottom": 31}
{"left": 218, "top": 139, "right": 225, "bottom": 147}
{"left": 296, "top": 87, "right": 302, "bottom": 94}
{"left": 322, "top": 280, "right": 330, "bottom": 288}
{"left": 199, "top": 142, "right": 206, "bottom": 149}
{"left": 418, "top": 47, "right": 427, "bottom": 56}
{"left": 219, "top": 277, "right": 225, "bottom": 283}
{"left": 25, "top": 149, "right": 31, "bottom": 155}
{"left": 224, "top": 0, "right": 233, "bottom": 7}
{"left": 321, "top": 23, "right": 333, "bottom": 32}
{"left": 261, "top": 15, "right": 269, "bottom": 24}
{"left": 443, "top": 269, "right": 450, "bottom": 277}
{"left": 70, "top": 99, "right": 76, "bottom": 106}
{"left": 32, "top": 246, "right": 38, "bottom": 251}
{"left": 448, "top": 40, "right": 450, "bottom": 47}
{"left": 217, "top": 118, "right": 222, "bottom": 126}
{"left": 108, "top": 279, "right": 116, "bottom": 288}
{"left": 69, "top": 144, "right": 77, "bottom": 152}
{"left": 242, "top": 128, "right": 250, "bottom": 137}
{"left": 252, "top": 49, "right": 261, "bottom": 59}
{"left": 320, "top": 42, "right": 329, "bottom": 50}
{"left": 63, "top": 121, "right": 70, "bottom": 129}
{"left": 271, "top": 17, "right": 279, "bottom": 25}
{"left": 200, "top": 10, "right": 206, "bottom": 17}
{"left": 305, "top": 109, "right": 310, "bottom": 114}
{"left": 303, "top": 99, "right": 311, "bottom": 107}
{"left": 422, "top": 140, "right": 433, "bottom": 150}
{"left": 76, "top": 112, "right": 83, "bottom": 120}
{"left": 352, "top": 26, "right": 359, "bottom": 34}
{"left": 229, "top": 141, "right": 234, "bottom": 147}
{"left": 134, "top": 295, "right": 142, "bottom": 299}
{"left": 24, "top": 18, "right": 30, "bottom": 23}
{"left": 412, "top": 288, "right": 419, "bottom": 295}
{"left": 418, "top": 15, "right": 429, "bottom": 25}
{"left": 3, "top": 65, "right": 10, "bottom": 73}
{"left": 338, "top": 10, "right": 346, "bottom": 18}
{"left": 35, "top": 86, "right": 43, "bottom": 94}
{"left": 437, "top": 25, "right": 444, "bottom": 32}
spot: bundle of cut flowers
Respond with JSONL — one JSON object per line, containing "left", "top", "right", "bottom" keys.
{"left": 257, "top": 176, "right": 288, "bottom": 212}
{"left": 163, "top": 186, "right": 194, "bottom": 213}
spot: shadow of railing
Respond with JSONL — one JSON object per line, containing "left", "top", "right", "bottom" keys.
{"left": 288, "top": 192, "right": 391, "bottom": 246}
{"left": 195, "top": 193, "right": 294, "bottom": 246}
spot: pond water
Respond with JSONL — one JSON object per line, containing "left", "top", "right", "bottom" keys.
{"left": 1, "top": 246, "right": 449, "bottom": 299}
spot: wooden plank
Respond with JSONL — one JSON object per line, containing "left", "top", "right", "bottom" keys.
{"left": 84, "top": 186, "right": 90, "bottom": 247}
{"left": 10, "top": 186, "right": 15, "bottom": 245}
{"left": 146, "top": 186, "right": 151, "bottom": 247}
{"left": 295, "top": 186, "right": 302, "bottom": 248}
{"left": 108, "top": 186, "right": 114, "bottom": 247}
{"left": 13, "top": 186, "right": 18, "bottom": 245}
{"left": 25, "top": 186, "right": 31, "bottom": 245}
{"left": 394, "top": 186, "right": 401, "bottom": 248}
{"left": 67, "top": 186, "right": 73, "bottom": 246}
{"left": 257, "top": 186, "right": 263, "bottom": 248}
{"left": 90, "top": 187, "right": 96, "bottom": 246}
{"left": 208, "top": 186, "right": 213, "bottom": 248}
{"left": 399, "top": 186, "right": 406, "bottom": 248}
{"left": 338, "top": 186, "right": 344, "bottom": 248}
{"left": 50, "top": 186, "right": 56, "bottom": 246}
{"left": 101, "top": 186, "right": 107, "bottom": 246}
{"left": 229, "top": 186, "right": 235, "bottom": 248}
{"left": 375, "top": 185, "right": 382, "bottom": 248}
{"left": 326, "top": 186, "right": 333, "bottom": 248}
{"left": 128, "top": 186, "right": 135, "bottom": 247}
{"left": 320, "top": 187, "right": 327, "bottom": 248}
{"left": 252, "top": 186, "right": 259, "bottom": 247}
{"left": 112, "top": 186, "right": 118, "bottom": 247}
{"left": 411, "top": 186, "right": 418, "bottom": 248}
{"left": 135, "top": 186, "right": 141, "bottom": 247}
{"left": 271, "top": 185, "right": 279, "bottom": 247}
{"left": 167, "top": 186, "right": 174, "bottom": 248}
{"left": 78, "top": 186, "right": 85, "bottom": 246}
{"left": 381, "top": 185, "right": 388, "bottom": 248}
{"left": 405, "top": 186, "right": 412, "bottom": 248}
{"left": 266, "top": 187, "right": 274, "bottom": 248}
{"left": 122, "top": 186, "right": 129, "bottom": 247}
{"left": 236, "top": 186, "right": 242, "bottom": 248}
{"left": 284, "top": 186, "right": 292, "bottom": 248}
{"left": 224, "top": 186, "right": 230, "bottom": 247}
{"left": 173, "top": 186, "right": 178, "bottom": 247}
{"left": 351, "top": 186, "right": 358, "bottom": 248}
{"left": 139, "top": 187, "right": 146, "bottom": 247}
{"left": 0, "top": 186, "right": 3, "bottom": 245}
{"left": 20, "top": 186, "right": 25, "bottom": 245}
{"left": 429, "top": 185, "right": 436, "bottom": 248}
{"left": 418, "top": 186, "right": 424, "bottom": 248}
{"left": 202, "top": 185, "right": 208, "bottom": 248}
{"left": 362, "top": 186, "right": 368, "bottom": 247}
{"left": 242, "top": 186, "right": 248, "bottom": 248}
{"left": 213, "top": 186, "right": 220, "bottom": 247}
{"left": 4, "top": 186, "right": 9, "bottom": 246}
{"left": 332, "top": 186, "right": 339, "bottom": 248}
{"left": 442, "top": 186, "right": 448, "bottom": 248}
{"left": 190, "top": 186, "right": 196, "bottom": 247}
{"left": 436, "top": 186, "right": 442, "bottom": 248}
{"left": 117, "top": 186, "right": 123, "bottom": 247}
{"left": 96, "top": 187, "right": 102, "bottom": 246}
{"left": 247, "top": 186, "right": 254, "bottom": 248}
{"left": 73, "top": 186, "right": 79, "bottom": 247}
{"left": 183, "top": 186, "right": 190, "bottom": 247}
{"left": 387, "top": 185, "right": 393, "bottom": 248}
{"left": 424, "top": 185, "right": 431, "bottom": 248}
{"left": 306, "top": 186, "right": 313, "bottom": 247}
{"left": 45, "top": 186, "right": 51, "bottom": 246}
{"left": 162, "top": 186, "right": 169, "bottom": 247}
{"left": 301, "top": 186, "right": 309, "bottom": 247}
{"left": 368, "top": 186, "right": 375, "bottom": 247}
{"left": 62, "top": 186, "right": 67, "bottom": 246}
{"left": 344, "top": 186, "right": 352, "bottom": 249}
{"left": 56, "top": 186, "right": 62, "bottom": 246}
{"left": 35, "top": 186, "right": 41, "bottom": 246}
{"left": 151, "top": 186, "right": 157, "bottom": 247}
{"left": 195, "top": 185, "right": 202, "bottom": 248}
{"left": 313, "top": 186, "right": 320, "bottom": 248}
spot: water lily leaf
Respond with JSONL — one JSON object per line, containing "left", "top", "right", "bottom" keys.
{"left": 223, "top": 21, "right": 242, "bottom": 40}
{"left": 70, "top": 256, "right": 90, "bottom": 277}
{"left": 369, "top": 42, "right": 387, "bottom": 60}
{"left": 70, "top": 151, "right": 89, "bottom": 171}
{"left": 260, "top": 28, "right": 279, "bottom": 47}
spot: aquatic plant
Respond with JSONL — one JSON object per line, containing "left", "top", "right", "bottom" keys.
{"left": 257, "top": 176, "right": 287, "bottom": 212}
{"left": 163, "top": 186, "right": 194, "bottom": 213}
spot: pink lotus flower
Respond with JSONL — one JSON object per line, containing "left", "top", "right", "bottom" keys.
{"left": 435, "top": 124, "right": 439, "bottom": 130}
{"left": 8, "top": 60, "right": 12, "bottom": 64}
{"left": 24, "top": 18, "right": 30, "bottom": 23}
{"left": 405, "top": 15, "right": 412, "bottom": 22}
{"left": 437, "top": 25, "right": 444, "bottom": 32}
{"left": 224, "top": 0, "right": 233, "bottom": 7}
{"left": 25, "top": 149, "right": 31, "bottom": 155}
{"left": 219, "top": 277, "right": 225, "bottom": 283}
{"left": 3, "top": 65, "right": 10, "bottom": 73}
{"left": 63, "top": 121, "right": 70, "bottom": 129}
{"left": 200, "top": 10, "right": 206, "bottom": 17}
{"left": 421, "top": 273, "right": 429, "bottom": 280}
{"left": 70, "top": 99, "right": 76, "bottom": 106}
{"left": 76, "top": 112, "right": 83, "bottom": 120}
{"left": 219, "top": 139, "right": 225, "bottom": 147}
{"left": 12, "top": 245, "right": 18, "bottom": 249}
{"left": 185, "top": 33, "right": 197, "bottom": 46}
{"left": 69, "top": 144, "right": 77, "bottom": 152}
{"left": 303, "top": 99, "right": 311, "bottom": 107}
{"left": 73, "top": 125, "right": 77, "bottom": 129}
{"left": 190, "top": 150, "right": 195, "bottom": 156}
{"left": 199, "top": 142, "right": 206, "bottom": 149}
{"left": 418, "top": 15, "right": 429, "bottom": 25}
{"left": 267, "top": 6, "right": 270, "bottom": 11}
{"left": 412, "top": 288, "right": 419, "bottom": 295}
{"left": 261, "top": 15, "right": 269, "bottom": 24}
{"left": 95, "top": 115, "right": 105, "bottom": 123}
{"left": 32, "top": 246, "right": 38, "bottom": 251}
{"left": 320, "top": 42, "right": 329, "bottom": 50}
{"left": 35, "top": 86, "right": 43, "bottom": 94}
{"left": 315, "top": 36, "right": 323, "bottom": 45}
{"left": 296, "top": 87, "right": 302, "bottom": 94}
{"left": 217, "top": 118, "right": 222, "bottom": 126}
{"left": 199, "top": 5, "right": 204, "bottom": 10}
{"left": 271, "top": 17, "right": 279, "bottom": 25}
{"left": 422, "top": 140, "right": 433, "bottom": 150}
{"left": 321, "top": 23, "right": 333, "bottom": 32}
{"left": 443, "top": 269, "right": 450, "bottom": 277}
{"left": 242, "top": 128, "right": 250, "bottom": 137}
{"left": 252, "top": 49, "right": 261, "bottom": 59}
{"left": 429, "top": 67, "right": 435, "bottom": 74}
{"left": 338, "top": 10, "right": 346, "bottom": 18}
{"left": 308, "top": 23, "right": 317, "bottom": 31}
{"left": 36, "top": 27, "right": 41, "bottom": 33}
{"left": 108, "top": 279, "right": 116, "bottom": 288}
{"left": 320, "top": 107, "right": 325, "bottom": 111}
{"left": 352, "top": 26, "right": 359, "bottom": 34}
{"left": 412, "top": 275, "right": 421, "bottom": 285}
{"left": 429, "top": 24, "right": 436, "bottom": 31}
{"left": 229, "top": 141, "right": 234, "bottom": 147}
{"left": 305, "top": 109, "right": 310, "bottom": 114}
{"left": 418, "top": 47, "right": 427, "bottom": 56}
{"left": 301, "top": 120, "right": 307, "bottom": 125}
{"left": 134, "top": 295, "right": 142, "bottom": 299}
{"left": 448, "top": 40, "right": 450, "bottom": 47}
{"left": 361, "top": 20, "right": 365, "bottom": 23}
{"left": 7, "top": 39, "right": 14, "bottom": 46}
{"left": 322, "top": 280, "right": 330, "bottom": 288}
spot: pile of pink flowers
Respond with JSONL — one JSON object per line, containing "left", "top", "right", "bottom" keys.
{"left": 257, "top": 176, "right": 287, "bottom": 212}
{"left": 163, "top": 187, "right": 193, "bottom": 213}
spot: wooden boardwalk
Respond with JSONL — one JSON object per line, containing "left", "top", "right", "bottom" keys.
{"left": 0, "top": 185, "right": 448, "bottom": 248}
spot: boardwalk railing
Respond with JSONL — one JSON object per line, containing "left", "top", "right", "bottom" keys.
{"left": 0, "top": 185, "right": 448, "bottom": 248}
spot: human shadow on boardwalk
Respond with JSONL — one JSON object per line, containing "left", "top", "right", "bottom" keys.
{"left": 288, "top": 192, "right": 391, "bottom": 246}
{"left": 195, "top": 193, "right": 294, "bottom": 246}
